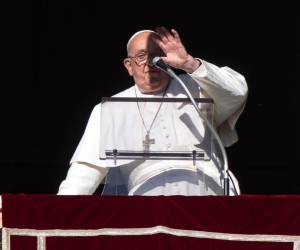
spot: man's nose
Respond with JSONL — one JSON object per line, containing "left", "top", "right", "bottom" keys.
{"left": 146, "top": 56, "right": 155, "bottom": 66}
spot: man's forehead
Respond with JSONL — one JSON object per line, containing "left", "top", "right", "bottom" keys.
{"left": 127, "top": 30, "right": 160, "bottom": 53}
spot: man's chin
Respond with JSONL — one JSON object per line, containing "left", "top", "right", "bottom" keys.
{"left": 142, "top": 82, "right": 167, "bottom": 93}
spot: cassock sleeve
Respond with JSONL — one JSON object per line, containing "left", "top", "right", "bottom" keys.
{"left": 189, "top": 59, "right": 248, "bottom": 147}
{"left": 58, "top": 104, "right": 107, "bottom": 195}
{"left": 69, "top": 104, "right": 106, "bottom": 166}
{"left": 58, "top": 162, "right": 106, "bottom": 195}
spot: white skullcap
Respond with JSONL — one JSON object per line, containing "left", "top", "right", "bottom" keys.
{"left": 126, "top": 30, "right": 158, "bottom": 54}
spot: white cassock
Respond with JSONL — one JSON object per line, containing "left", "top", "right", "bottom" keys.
{"left": 58, "top": 59, "right": 248, "bottom": 196}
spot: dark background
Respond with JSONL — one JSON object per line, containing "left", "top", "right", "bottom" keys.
{"left": 1, "top": 1, "right": 299, "bottom": 194}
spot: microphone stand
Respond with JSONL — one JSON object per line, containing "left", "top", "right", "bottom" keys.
{"left": 153, "top": 57, "right": 230, "bottom": 195}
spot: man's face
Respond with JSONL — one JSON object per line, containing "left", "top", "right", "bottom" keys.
{"left": 124, "top": 32, "right": 170, "bottom": 93}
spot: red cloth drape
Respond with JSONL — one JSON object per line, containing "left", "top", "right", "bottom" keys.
{"left": 2, "top": 194, "right": 300, "bottom": 250}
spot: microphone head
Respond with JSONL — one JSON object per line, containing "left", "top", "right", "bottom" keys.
{"left": 152, "top": 56, "right": 161, "bottom": 65}
{"left": 152, "top": 57, "right": 169, "bottom": 73}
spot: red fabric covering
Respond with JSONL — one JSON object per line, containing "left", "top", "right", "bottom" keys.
{"left": 2, "top": 195, "right": 300, "bottom": 250}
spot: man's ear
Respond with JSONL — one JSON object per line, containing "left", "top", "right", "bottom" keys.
{"left": 123, "top": 58, "right": 133, "bottom": 76}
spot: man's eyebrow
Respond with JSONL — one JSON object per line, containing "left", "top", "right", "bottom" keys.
{"left": 136, "top": 50, "right": 147, "bottom": 53}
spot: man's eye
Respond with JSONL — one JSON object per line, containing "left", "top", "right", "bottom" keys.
{"left": 137, "top": 54, "right": 147, "bottom": 60}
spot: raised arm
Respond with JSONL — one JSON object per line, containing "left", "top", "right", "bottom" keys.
{"left": 154, "top": 26, "right": 248, "bottom": 146}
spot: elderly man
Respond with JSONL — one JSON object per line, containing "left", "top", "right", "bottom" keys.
{"left": 58, "top": 26, "right": 248, "bottom": 195}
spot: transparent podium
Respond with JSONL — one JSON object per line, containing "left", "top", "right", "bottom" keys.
{"left": 99, "top": 97, "right": 219, "bottom": 195}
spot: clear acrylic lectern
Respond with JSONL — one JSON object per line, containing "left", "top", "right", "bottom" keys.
{"left": 99, "top": 97, "right": 214, "bottom": 195}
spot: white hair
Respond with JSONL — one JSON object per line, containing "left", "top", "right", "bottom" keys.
{"left": 126, "top": 30, "right": 157, "bottom": 55}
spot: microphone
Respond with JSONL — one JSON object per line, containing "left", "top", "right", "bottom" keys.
{"left": 152, "top": 57, "right": 175, "bottom": 75}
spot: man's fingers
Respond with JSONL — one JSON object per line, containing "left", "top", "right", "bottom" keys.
{"left": 160, "top": 26, "right": 173, "bottom": 41}
{"left": 153, "top": 37, "right": 167, "bottom": 52}
{"left": 156, "top": 26, "right": 169, "bottom": 43}
{"left": 156, "top": 26, "right": 176, "bottom": 43}
{"left": 171, "top": 29, "right": 181, "bottom": 42}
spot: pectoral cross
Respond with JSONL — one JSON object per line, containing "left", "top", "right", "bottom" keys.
{"left": 143, "top": 133, "right": 155, "bottom": 151}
